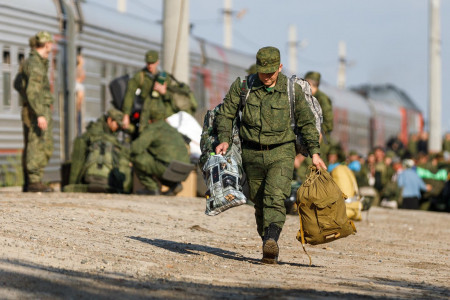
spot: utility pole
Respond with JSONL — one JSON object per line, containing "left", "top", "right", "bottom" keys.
{"left": 163, "top": 0, "right": 190, "bottom": 83}
{"left": 288, "top": 24, "right": 297, "bottom": 75}
{"left": 337, "top": 41, "right": 346, "bottom": 89}
{"left": 428, "top": 0, "right": 442, "bottom": 152}
{"left": 223, "top": 0, "right": 232, "bottom": 49}
{"left": 117, "top": 0, "right": 126, "bottom": 13}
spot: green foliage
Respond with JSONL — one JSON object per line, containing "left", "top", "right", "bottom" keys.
{"left": 0, "top": 154, "right": 23, "bottom": 187}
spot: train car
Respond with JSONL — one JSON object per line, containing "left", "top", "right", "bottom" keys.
{"left": 0, "top": 0, "right": 254, "bottom": 185}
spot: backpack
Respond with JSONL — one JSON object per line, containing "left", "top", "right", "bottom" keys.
{"left": 109, "top": 71, "right": 145, "bottom": 118}
{"left": 287, "top": 75, "right": 323, "bottom": 156}
{"left": 167, "top": 74, "right": 198, "bottom": 115}
{"left": 296, "top": 166, "right": 356, "bottom": 265}
{"left": 240, "top": 74, "right": 323, "bottom": 157}
{"left": 14, "top": 67, "right": 27, "bottom": 98}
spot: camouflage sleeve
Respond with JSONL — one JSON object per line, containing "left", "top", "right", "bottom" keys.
{"left": 294, "top": 84, "right": 320, "bottom": 155}
{"left": 317, "top": 91, "right": 333, "bottom": 133}
{"left": 122, "top": 72, "right": 141, "bottom": 115}
{"left": 216, "top": 77, "right": 242, "bottom": 144}
{"left": 130, "top": 128, "right": 154, "bottom": 155}
{"left": 25, "top": 63, "right": 46, "bottom": 116}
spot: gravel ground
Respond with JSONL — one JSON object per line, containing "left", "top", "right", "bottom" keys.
{"left": 0, "top": 190, "right": 448, "bottom": 299}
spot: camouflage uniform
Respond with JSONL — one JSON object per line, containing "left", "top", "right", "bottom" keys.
{"left": 66, "top": 109, "right": 132, "bottom": 193}
{"left": 305, "top": 71, "right": 333, "bottom": 156}
{"left": 130, "top": 120, "right": 190, "bottom": 192}
{"left": 216, "top": 47, "right": 320, "bottom": 238}
{"left": 21, "top": 32, "right": 54, "bottom": 190}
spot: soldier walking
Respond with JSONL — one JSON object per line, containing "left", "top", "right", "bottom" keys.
{"left": 215, "top": 46, "right": 326, "bottom": 264}
{"left": 21, "top": 31, "right": 55, "bottom": 192}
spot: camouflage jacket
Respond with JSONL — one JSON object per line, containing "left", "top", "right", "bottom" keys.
{"left": 130, "top": 120, "right": 189, "bottom": 165}
{"left": 216, "top": 73, "right": 320, "bottom": 155}
{"left": 122, "top": 69, "right": 172, "bottom": 122}
{"left": 314, "top": 89, "right": 333, "bottom": 134}
{"left": 22, "top": 49, "right": 54, "bottom": 118}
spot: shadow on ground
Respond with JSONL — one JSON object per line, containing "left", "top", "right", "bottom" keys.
{"left": 0, "top": 258, "right": 448, "bottom": 300}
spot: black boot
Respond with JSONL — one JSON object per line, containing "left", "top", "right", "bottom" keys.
{"left": 262, "top": 223, "right": 282, "bottom": 264}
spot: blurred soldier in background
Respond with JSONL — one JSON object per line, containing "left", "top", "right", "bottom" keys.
{"left": 130, "top": 120, "right": 190, "bottom": 196}
{"left": 246, "top": 64, "right": 257, "bottom": 75}
{"left": 305, "top": 71, "right": 334, "bottom": 142}
{"left": 65, "top": 108, "right": 132, "bottom": 193}
{"left": 121, "top": 50, "right": 170, "bottom": 134}
{"left": 20, "top": 31, "right": 55, "bottom": 192}
{"left": 215, "top": 46, "right": 325, "bottom": 264}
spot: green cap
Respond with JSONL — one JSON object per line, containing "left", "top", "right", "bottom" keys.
{"left": 107, "top": 108, "right": 124, "bottom": 126}
{"left": 35, "top": 31, "right": 54, "bottom": 44}
{"left": 305, "top": 71, "right": 321, "bottom": 85}
{"left": 246, "top": 64, "right": 257, "bottom": 75}
{"left": 349, "top": 150, "right": 358, "bottom": 156}
{"left": 385, "top": 150, "right": 396, "bottom": 159}
{"left": 145, "top": 50, "right": 159, "bottom": 63}
{"left": 256, "top": 46, "right": 280, "bottom": 73}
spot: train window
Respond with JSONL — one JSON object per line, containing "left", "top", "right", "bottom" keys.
{"left": 18, "top": 51, "right": 25, "bottom": 65}
{"left": 3, "top": 72, "right": 11, "bottom": 106}
{"left": 101, "top": 62, "right": 106, "bottom": 78}
{"left": 2, "top": 50, "right": 10, "bottom": 64}
{"left": 111, "top": 64, "right": 117, "bottom": 77}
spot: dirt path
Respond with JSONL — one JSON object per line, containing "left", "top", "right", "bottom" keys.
{"left": 0, "top": 190, "right": 448, "bottom": 299}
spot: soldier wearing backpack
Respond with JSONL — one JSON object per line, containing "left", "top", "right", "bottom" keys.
{"left": 65, "top": 108, "right": 132, "bottom": 193}
{"left": 19, "top": 31, "right": 55, "bottom": 193}
{"left": 215, "top": 46, "right": 326, "bottom": 264}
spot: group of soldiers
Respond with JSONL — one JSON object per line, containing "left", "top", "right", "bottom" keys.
{"left": 20, "top": 31, "right": 196, "bottom": 195}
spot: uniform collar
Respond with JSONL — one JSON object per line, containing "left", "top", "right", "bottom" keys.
{"left": 31, "top": 49, "right": 49, "bottom": 66}
{"left": 251, "top": 72, "right": 287, "bottom": 93}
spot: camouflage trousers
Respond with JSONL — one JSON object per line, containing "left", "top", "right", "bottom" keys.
{"left": 22, "top": 107, "right": 53, "bottom": 184}
{"left": 132, "top": 152, "right": 167, "bottom": 191}
{"left": 242, "top": 142, "right": 295, "bottom": 237}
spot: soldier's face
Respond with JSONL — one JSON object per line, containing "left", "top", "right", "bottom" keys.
{"left": 42, "top": 42, "right": 53, "bottom": 59}
{"left": 147, "top": 61, "right": 159, "bottom": 74}
{"left": 258, "top": 64, "right": 283, "bottom": 87}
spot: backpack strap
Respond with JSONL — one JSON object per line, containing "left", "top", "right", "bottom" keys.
{"left": 288, "top": 75, "right": 297, "bottom": 133}
{"left": 238, "top": 73, "right": 256, "bottom": 120}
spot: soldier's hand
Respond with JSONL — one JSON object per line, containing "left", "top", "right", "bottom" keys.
{"left": 312, "top": 153, "right": 327, "bottom": 170}
{"left": 122, "top": 114, "right": 130, "bottom": 129}
{"left": 37, "top": 116, "right": 48, "bottom": 131}
{"left": 153, "top": 82, "right": 167, "bottom": 95}
{"left": 215, "top": 142, "right": 229, "bottom": 155}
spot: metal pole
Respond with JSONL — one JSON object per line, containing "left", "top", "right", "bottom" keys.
{"left": 288, "top": 24, "right": 297, "bottom": 75}
{"left": 60, "top": 0, "right": 76, "bottom": 161}
{"left": 163, "top": 0, "right": 190, "bottom": 83}
{"left": 223, "top": 0, "right": 232, "bottom": 49}
{"left": 337, "top": 41, "right": 346, "bottom": 89}
{"left": 428, "top": 0, "right": 442, "bottom": 152}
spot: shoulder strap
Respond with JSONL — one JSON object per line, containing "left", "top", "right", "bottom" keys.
{"left": 288, "top": 75, "right": 297, "bottom": 132}
{"left": 139, "top": 71, "right": 145, "bottom": 87}
{"left": 238, "top": 73, "right": 256, "bottom": 120}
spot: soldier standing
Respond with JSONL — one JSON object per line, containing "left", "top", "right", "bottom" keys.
{"left": 21, "top": 31, "right": 55, "bottom": 192}
{"left": 121, "top": 50, "right": 169, "bottom": 134}
{"left": 215, "top": 46, "right": 326, "bottom": 264}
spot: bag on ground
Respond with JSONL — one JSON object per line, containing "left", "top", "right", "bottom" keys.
{"left": 296, "top": 166, "right": 356, "bottom": 265}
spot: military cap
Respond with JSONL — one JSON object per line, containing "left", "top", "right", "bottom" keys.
{"left": 349, "top": 150, "right": 358, "bottom": 156}
{"left": 305, "top": 71, "right": 321, "bottom": 85}
{"left": 107, "top": 108, "right": 124, "bottom": 126}
{"left": 35, "top": 31, "right": 54, "bottom": 44}
{"left": 145, "top": 50, "right": 159, "bottom": 63}
{"left": 385, "top": 150, "right": 396, "bottom": 158}
{"left": 246, "top": 64, "right": 257, "bottom": 75}
{"left": 256, "top": 46, "right": 280, "bottom": 73}
{"left": 328, "top": 148, "right": 338, "bottom": 155}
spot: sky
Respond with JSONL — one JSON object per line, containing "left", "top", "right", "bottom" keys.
{"left": 102, "top": 0, "right": 449, "bottom": 133}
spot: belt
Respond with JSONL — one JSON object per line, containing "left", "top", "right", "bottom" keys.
{"left": 242, "top": 140, "right": 288, "bottom": 151}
